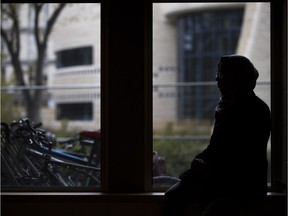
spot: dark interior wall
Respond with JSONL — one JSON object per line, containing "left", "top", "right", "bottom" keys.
{"left": 2, "top": 193, "right": 287, "bottom": 216}
{"left": 2, "top": 194, "right": 164, "bottom": 216}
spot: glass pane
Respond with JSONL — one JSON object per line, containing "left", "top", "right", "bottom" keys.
{"left": 153, "top": 3, "right": 270, "bottom": 190}
{"left": 1, "top": 3, "right": 101, "bottom": 188}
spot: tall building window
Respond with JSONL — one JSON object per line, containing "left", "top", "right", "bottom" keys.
{"left": 177, "top": 9, "right": 244, "bottom": 119}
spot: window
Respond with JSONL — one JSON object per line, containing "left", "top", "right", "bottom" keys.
{"left": 1, "top": 0, "right": 286, "bottom": 200}
{"left": 56, "top": 46, "right": 93, "bottom": 68}
{"left": 153, "top": 3, "right": 273, "bottom": 189}
{"left": 56, "top": 102, "right": 93, "bottom": 120}
{"left": 1, "top": 3, "right": 101, "bottom": 188}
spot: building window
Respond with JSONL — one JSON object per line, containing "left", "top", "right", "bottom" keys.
{"left": 56, "top": 46, "right": 93, "bottom": 68}
{"left": 56, "top": 102, "right": 93, "bottom": 120}
{"left": 177, "top": 9, "right": 244, "bottom": 119}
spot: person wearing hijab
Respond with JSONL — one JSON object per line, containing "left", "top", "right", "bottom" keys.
{"left": 164, "top": 55, "right": 271, "bottom": 216}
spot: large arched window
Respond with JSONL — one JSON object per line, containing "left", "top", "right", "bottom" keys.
{"left": 177, "top": 9, "right": 244, "bottom": 119}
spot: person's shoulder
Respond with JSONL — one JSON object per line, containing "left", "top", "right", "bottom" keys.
{"left": 254, "top": 95, "right": 269, "bottom": 107}
{"left": 254, "top": 95, "right": 270, "bottom": 114}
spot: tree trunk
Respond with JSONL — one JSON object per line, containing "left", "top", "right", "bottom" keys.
{"left": 27, "top": 102, "right": 40, "bottom": 123}
{"left": 26, "top": 89, "right": 42, "bottom": 123}
{"left": 1, "top": 3, "right": 66, "bottom": 123}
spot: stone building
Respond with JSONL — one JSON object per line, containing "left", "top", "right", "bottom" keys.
{"left": 46, "top": 3, "right": 101, "bottom": 130}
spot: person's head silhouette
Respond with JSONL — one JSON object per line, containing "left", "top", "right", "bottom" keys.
{"left": 216, "top": 55, "right": 259, "bottom": 95}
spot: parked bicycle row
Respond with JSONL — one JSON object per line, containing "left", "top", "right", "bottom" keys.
{"left": 1, "top": 118, "right": 101, "bottom": 187}
{"left": 1, "top": 118, "right": 179, "bottom": 188}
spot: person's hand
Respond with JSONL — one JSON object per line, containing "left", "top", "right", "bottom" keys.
{"left": 190, "top": 158, "right": 210, "bottom": 178}
{"left": 191, "top": 158, "right": 206, "bottom": 169}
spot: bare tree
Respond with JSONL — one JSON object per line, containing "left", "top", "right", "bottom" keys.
{"left": 1, "top": 3, "right": 66, "bottom": 122}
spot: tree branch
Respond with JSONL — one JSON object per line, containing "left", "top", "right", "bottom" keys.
{"left": 43, "top": 3, "right": 66, "bottom": 45}
{"left": 34, "top": 3, "right": 66, "bottom": 86}
{"left": 1, "top": 7, "right": 23, "bottom": 83}
{"left": 34, "top": 4, "right": 43, "bottom": 52}
{"left": 1, "top": 5, "right": 27, "bottom": 90}
{"left": 2, "top": 29, "right": 25, "bottom": 87}
{"left": 1, "top": 28, "right": 12, "bottom": 54}
{"left": 13, "top": 13, "right": 20, "bottom": 58}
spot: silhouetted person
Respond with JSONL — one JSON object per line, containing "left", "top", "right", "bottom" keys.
{"left": 164, "top": 55, "right": 271, "bottom": 216}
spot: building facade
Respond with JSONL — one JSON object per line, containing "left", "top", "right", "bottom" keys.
{"left": 2, "top": 3, "right": 270, "bottom": 132}
{"left": 45, "top": 3, "right": 101, "bottom": 130}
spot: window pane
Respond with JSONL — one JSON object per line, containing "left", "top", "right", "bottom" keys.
{"left": 1, "top": 3, "right": 101, "bottom": 188}
{"left": 57, "top": 103, "right": 93, "bottom": 120}
{"left": 56, "top": 46, "right": 93, "bottom": 68}
{"left": 153, "top": 3, "right": 270, "bottom": 190}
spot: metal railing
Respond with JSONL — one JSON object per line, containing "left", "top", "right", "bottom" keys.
{"left": 0, "top": 80, "right": 270, "bottom": 91}
{"left": 153, "top": 135, "right": 210, "bottom": 141}
{"left": 0, "top": 84, "right": 101, "bottom": 91}
{"left": 153, "top": 81, "right": 270, "bottom": 87}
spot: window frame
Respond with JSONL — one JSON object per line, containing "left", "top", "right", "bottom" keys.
{"left": 270, "top": 0, "right": 287, "bottom": 192}
{"left": 1, "top": 0, "right": 286, "bottom": 198}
